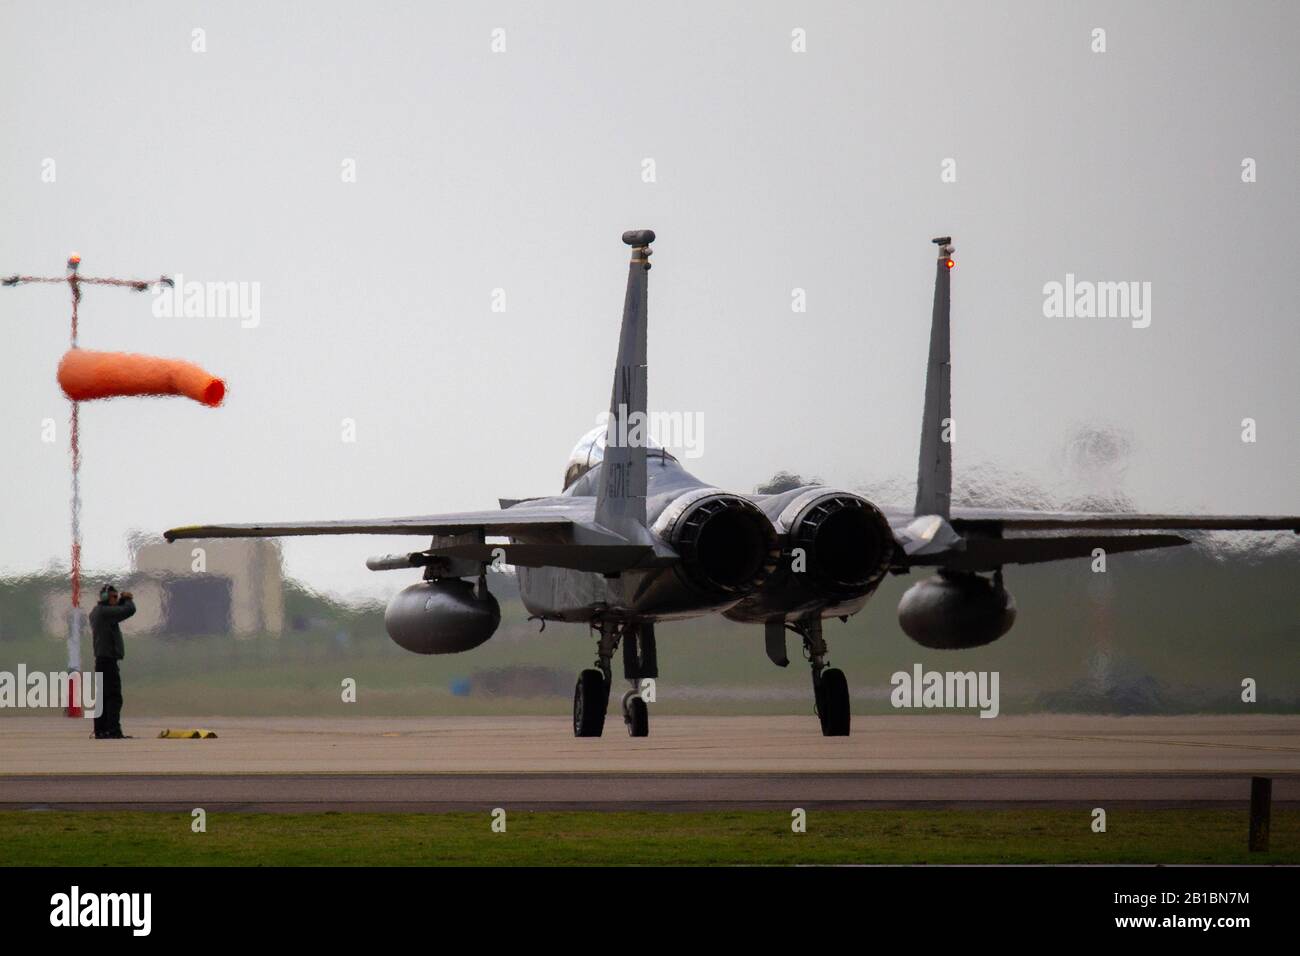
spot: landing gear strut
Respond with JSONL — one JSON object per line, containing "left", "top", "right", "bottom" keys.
{"left": 573, "top": 619, "right": 657, "bottom": 738}
{"left": 789, "top": 617, "right": 850, "bottom": 736}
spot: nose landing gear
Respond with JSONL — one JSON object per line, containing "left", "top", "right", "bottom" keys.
{"left": 788, "top": 617, "right": 850, "bottom": 736}
{"left": 622, "top": 688, "right": 649, "bottom": 737}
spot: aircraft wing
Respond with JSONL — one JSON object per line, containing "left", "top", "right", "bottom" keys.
{"left": 164, "top": 500, "right": 673, "bottom": 574}
{"left": 891, "top": 508, "right": 1299, "bottom": 572}
{"left": 164, "top": 505, "right": 579, "bottom": 541}
{"left": 946, "top": 508, "right": 1300, "bottom": 534}
{"left": 904, "top": 532, "right": 1191, "bottom": 571}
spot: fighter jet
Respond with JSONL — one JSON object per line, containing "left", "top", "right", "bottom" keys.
{"left": 166, "top": 230, "right": 1299, "bottom": 738}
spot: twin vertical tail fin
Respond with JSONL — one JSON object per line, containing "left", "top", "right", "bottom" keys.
{"left": 595, "top": 230, "right": 655, "bottom": 538}
{"left": 914, "top": 237, "right": 954, "bottom": 518}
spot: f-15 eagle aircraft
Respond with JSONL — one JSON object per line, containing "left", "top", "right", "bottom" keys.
{"left": 166, "top": 230, "right": 1299, "bottom": 738}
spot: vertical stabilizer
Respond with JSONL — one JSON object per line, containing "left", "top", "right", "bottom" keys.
{"left": 914, "top": 237, "right": 954, "bottom": 518}
{"left": 595, "top": 230, "right": 654, "bottom": 537}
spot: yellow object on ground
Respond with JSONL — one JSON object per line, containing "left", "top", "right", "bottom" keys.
{"left": 157, "top": 729, "right": 218, "bottom": 739}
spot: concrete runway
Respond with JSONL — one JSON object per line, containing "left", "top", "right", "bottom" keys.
{"left": 2, "top": 714, "right": 1297, "bottom": 810}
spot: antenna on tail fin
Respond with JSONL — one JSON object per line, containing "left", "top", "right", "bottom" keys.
{"left": 594, "top": 230, "right": 655, "bottom": 538}
{"left": 914, "top": 237, "right": 954, "bottom": 518}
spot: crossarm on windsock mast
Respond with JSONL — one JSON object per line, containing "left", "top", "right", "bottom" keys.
{"left": 914, "top": 238, "right": 954, "bottom": 518}
{"left": 594, "top": 230, "right": 655, "bottom": 542}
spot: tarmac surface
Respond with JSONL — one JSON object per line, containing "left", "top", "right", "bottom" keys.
{"left": 2, "top": 714, "right": 1297, "bottom": 810}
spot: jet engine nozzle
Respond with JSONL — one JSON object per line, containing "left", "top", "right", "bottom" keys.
{"left": 784, "top": 491, "right": 895, "bottom": 594}
{"left": 658, "top": 492, "right": 780, "bottom": 597}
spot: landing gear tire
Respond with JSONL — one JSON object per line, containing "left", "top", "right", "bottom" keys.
{"left": 816, "top": 668, "right": 850, "bottom": 737}
{"left": 624, "top": 695, "right": 649, "bottom": 738}
{"left": 574, "top": 669, "right": 609, "bottom": 737}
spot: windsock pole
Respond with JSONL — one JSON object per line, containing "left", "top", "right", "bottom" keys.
{"left": 2, "top": 254, "right": 173, "bottom": 716}
{"left": 67, "top": 258, "right": 82, "bottom": 716}
{"left": 67, "top": 399, "right": 82, "bottom": 716}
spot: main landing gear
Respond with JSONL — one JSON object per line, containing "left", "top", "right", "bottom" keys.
{"left": 776, "top": 617, "right": 850, "bottom": 736}
{"left": 573, "top": 619, "right": 657, "bottom": 738}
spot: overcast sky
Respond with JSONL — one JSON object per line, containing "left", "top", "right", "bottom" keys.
{"left": 2, "top": 1, "right": 1296, "bottom": 600}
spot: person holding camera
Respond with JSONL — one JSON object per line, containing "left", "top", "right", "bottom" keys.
{"left": 90, "top": 583, "right": 135, "bottom": 740}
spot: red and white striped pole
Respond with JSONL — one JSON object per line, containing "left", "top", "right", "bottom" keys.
{"left": 66, "top": 254, "right": 83, "bottom": 717}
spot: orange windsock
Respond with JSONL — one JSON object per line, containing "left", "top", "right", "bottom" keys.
{"left": 57, "top": 349, "right": 225, "bottom": 407}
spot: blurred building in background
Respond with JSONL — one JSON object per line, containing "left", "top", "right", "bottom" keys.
{"left": 42, "top": 534, "right": 284, "bottom": 639}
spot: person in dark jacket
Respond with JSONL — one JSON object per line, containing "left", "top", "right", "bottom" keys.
{"left": 90, "top": 583, "right": 135, "bottom": 739}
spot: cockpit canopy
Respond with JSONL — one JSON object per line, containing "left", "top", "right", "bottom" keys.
{"left": 563, "top": 424, "right": 677, "bottom": 490}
